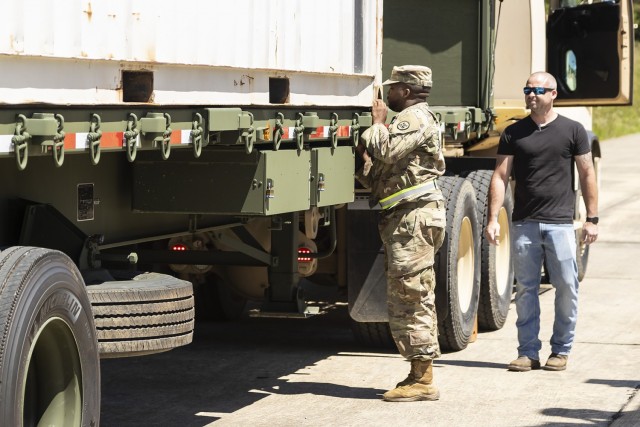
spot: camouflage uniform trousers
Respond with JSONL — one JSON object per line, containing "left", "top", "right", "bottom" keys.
{"left": 378, "top": 201, "right": 445, "bottom": 360}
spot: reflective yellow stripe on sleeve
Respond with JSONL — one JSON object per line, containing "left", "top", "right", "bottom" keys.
{"left": 379, "top": 179, "right": 438, "bottom": 210}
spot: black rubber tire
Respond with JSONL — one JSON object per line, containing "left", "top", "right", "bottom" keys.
{"left": 87, "top": 273, "right": 194, "bottom": 358}
{"left": 350, "top": 319, "right": 395, "bottom": 349}
{"left": 0, "top": 247, "right": 100, "bottom": 427}
{"left": 194, "top": 273, "right": 247, "bottom": 321}
{"left": 435, "top": 176, "right": 481, "bottom": 352}
{"left": 464, "top": 170, "right": 514, "bottom": 331}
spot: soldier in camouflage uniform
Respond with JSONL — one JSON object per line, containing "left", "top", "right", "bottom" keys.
{"left": 356, "top": 65, "right": 446, "bottom": 402}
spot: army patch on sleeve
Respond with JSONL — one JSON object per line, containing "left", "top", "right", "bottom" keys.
{"left": 391, "top": 112, "right": 420, "bottom": 134}
{"left": 396, "top": 121, "right": 410, "bottom": 131}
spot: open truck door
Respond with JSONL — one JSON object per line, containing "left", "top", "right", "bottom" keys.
{"left": 548, "top": 0, "right": 634, "bottom": 106}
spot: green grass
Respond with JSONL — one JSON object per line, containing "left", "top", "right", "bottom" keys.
{"left": 592, "top": 42, "right": 640, "bottom": 140}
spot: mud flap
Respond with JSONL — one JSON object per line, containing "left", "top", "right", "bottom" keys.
{"left": 346, "top": 201, "right": 389, "bottom": 323}
{"left": 348, "top": 251, "right": 389, "bottom": 322}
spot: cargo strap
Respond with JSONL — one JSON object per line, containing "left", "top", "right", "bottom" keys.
{"left": 379, "top": 179, "right": 438, "bottom": 210}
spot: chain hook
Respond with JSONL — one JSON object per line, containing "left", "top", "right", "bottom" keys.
{"left": 160, "top": 112, "right": 172, "bottom": 160}
{"left": 295, "top": 112, "right": 305, "bottom": 150}
{"left": 351, "top": 113, "right": 361, "bottom": 147}
{"left": 124, "top": 113, "right": 139, "bottom": 162}
{"left": 11, "top": 114, "right": 30, "bottom": 171}
{"left": 191, "top": 113, "right": 204, "bottom": 158}
{"left": 273, "top": 112, "right": 284, "bottom": 151}
{"left": 329, "top": 112, "right": 339, "bottom": 149}
{"left": 240, "top": 112, "right": 255, "bottom": 154}
{"left": 52, "top": 113, "right": 66, "bottom": 167}
{"left": 87, "top": 113, "right": 102, "bottom": 165}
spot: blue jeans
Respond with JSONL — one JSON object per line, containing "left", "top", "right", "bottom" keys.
{"left": 512, "top": 220, "right": 579, "bottom": 360}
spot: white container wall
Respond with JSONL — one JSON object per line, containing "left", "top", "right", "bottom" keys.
{"left": 0, "top": 0, "right": 382, "bottom": 106}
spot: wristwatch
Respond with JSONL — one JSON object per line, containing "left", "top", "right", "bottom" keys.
{"left": 586, "top": 216, "right": 599, "bottom": 225}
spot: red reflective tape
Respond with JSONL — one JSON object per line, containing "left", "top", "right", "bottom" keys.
{"left": 337, "top": 126, "right": 351, "bottom": 137}
{"left": 170, "top": 130, "right": 182, "bottom": 145}
{"left": 64, "top": 133, "right": 76, "bottom": 150}
{"left": 309, "top": 127, "right": 325, "bottom": 139}
{"left": 101, "top": 132, "right": 124, "bottom": 148}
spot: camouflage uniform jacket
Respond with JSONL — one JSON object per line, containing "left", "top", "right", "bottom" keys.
{"left": 356, "top": 102, "right": 446, "bottom": 206}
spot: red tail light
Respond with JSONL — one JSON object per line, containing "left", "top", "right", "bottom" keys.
{"left": 298, "top": 247, "right": 312, "bottom": 262}
{"left": 171, "top": 243, "right": 188, "bottom": 251}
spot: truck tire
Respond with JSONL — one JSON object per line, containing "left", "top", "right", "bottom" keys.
{"left": 435, "top": 176, "right": 481, "bottom": 351}
{"left": 464, "top": 170, "right": 514, "bottom": 331}
{"left": 87, "top": 273, "right": 194, "bottom": 358}
{"left": 0, "top": 246, "right": 100, "bottom": 427}
{"left": 350, "top": 319, "right": 395, "bottom": 349}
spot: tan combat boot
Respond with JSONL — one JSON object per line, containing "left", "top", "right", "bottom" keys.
{"left": 394, "top": 361, "right": 417, "bottom": 388}
{"left": 383, "top": 359, "right": 440, "bottom": 402}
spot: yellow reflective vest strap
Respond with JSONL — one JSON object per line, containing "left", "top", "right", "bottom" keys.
{"left": 378, "top": 179, "right": 438, "bottom": 210}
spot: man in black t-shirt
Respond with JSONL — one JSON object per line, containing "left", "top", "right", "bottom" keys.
{"left": 486, "top": 71, "right": 599, "bottom": 372}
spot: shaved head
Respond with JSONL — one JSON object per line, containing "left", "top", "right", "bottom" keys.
{"left": 528, "top": 72, "right": 557, "bottom": 89}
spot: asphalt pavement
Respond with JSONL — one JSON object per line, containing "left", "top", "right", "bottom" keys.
{"left": 100, "top": 134, "right": 640, "bottom": 427}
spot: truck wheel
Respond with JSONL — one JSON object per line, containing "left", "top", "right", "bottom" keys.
{"left": 350, "top": 319, "right": 395, "bottom": 349}
{"left": 194, "top": 273, "right": 248, "bottom": 321}
{"left": 435, "top": 176, "right": 481, "bottom": 351}
{"left": 87, "top": 273, "right": 194, "bottom": 358}
{"left": 464, "top": 170, "right": 514, "bottom": 331}
{"left": 0, "top": 247, "right": 100, "bottom": 427}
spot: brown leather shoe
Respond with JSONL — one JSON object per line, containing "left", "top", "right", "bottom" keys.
{"left": 543, "top": 353, "right": 568, "bottom": 371}
{"left": 508, "top": 356, "right": 541, "bottom": 372}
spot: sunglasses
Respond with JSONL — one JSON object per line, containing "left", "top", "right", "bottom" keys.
{"left": 523, "top": 87, "right": 555, "bottom": 95}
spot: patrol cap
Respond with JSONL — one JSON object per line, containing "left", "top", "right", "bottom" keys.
{"left": 382, "top": 65, "right": 433, "bottom": 88}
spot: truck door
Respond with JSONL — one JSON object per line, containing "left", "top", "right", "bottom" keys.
{"left": 547, "top": 0, "right": 633, "bottom": 106}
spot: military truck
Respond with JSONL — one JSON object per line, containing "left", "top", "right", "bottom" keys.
{"left": 0, "top": 0, "right": 633, "bottom": 425}
{"left": 347, "top": 0, "right": 633, "bottom": 352}
{"left": 0, "top": 1, "right": 381, "bottom": 425}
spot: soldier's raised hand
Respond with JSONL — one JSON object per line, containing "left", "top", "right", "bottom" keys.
{"left": 372, "top": 99, "right": 388, "bottom": 124}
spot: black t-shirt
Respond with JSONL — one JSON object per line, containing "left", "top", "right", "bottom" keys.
{"left": 497, "top": 115, "right": 590, "bottom": 223}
